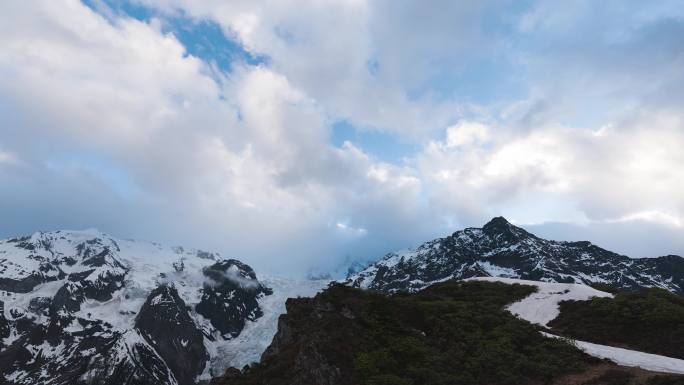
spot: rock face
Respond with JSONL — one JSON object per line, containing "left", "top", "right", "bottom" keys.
{"left": 0, "top": 230, "right": 271, "bottom": 385}
{"left": 196, "top": 260, "right": 272, "bottom": 338}
{"left": 77, "top": 330, "right": 178, "bottom": 385}
{"left": 135, "top": 285, "right": 209, "bottom": 385}
{"left": 347, "top": 217, "right": 684, "bottom": 294}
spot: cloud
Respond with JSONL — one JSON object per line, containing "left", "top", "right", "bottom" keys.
{"left": 131, "top": 0, "right": 515, "bottom": 138}
{"left": 526, "top": 218, "right": 684, "bottom": 259}
{"left": 1, "top": 0, "right": 683, "bottom": 276}
{"left": 0, "top": 0, "right": 442, "bottom": 276}
{"left": 334, "top": 222, "right": 368, "bottom": 238}
{"left": 418, "top": 111, "right": 684, "bottom": 229}
{"left": 0, "top": 150, "right": 19, "bottom": 165}
{"left": 613, "top": 211, "right": 683, "bottom": 228}
{"left": 445, "top": 121, "right": 490, "bottom": 148}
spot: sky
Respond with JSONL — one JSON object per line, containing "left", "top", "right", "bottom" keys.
{"left": 1, "top": 0, "right": 683, "bottom": 276}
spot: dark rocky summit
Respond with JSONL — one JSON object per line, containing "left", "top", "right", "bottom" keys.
{"left": 135, "top": 285, "right": 209, "bottom": 385}
{"left": 196, "top": 260, "right": 273, "bottom": 338}
{"left": 347, "top": 217, "right": 684, "bottom": 294}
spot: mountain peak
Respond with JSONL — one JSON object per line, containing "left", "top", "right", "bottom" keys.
{"left": 481, "top": 216, "right": 524, "bottom": 236}
{"left": 480, "top": 216, "right": 536, "bottom": 245}
{"left": 482, "top": 216, "right": 512, "bottom": 230}
{"left": 347, "top": 216, "right": 684, "bottom": 294}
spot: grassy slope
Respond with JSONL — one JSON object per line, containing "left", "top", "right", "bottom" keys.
{"left": 214, "top": 280, "right": 684, "bottom": 385}
{"left": 215, "top": 281, "right": 593, "bottom": 385}
{"left": 549, "top": 287, "right": 684, "bottom": 360}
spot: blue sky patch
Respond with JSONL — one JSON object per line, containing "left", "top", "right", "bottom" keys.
{"left": 82, "top": 0, "right": 265, "bottom": 73}
{"left": 331, "top": 120, "right": 419, "bottom": 164}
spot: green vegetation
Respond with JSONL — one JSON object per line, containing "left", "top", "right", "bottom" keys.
{"left": 588, "top": 282, "right": 623, "bottom": 294}
{"left": 215, "top": 280, "right": 594, "bottom": 385}
{"left": 549, "top": 287, "right": 684, "bottom": 359}
{"left": 350, "top": 281, "right": 589, "bottom": 385}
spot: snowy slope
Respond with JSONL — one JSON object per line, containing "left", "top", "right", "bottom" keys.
{"left": 543, "top": 333, "right": 684, "bottom": 375}
{"left": 201, "top": 276, "right": 329, "bottom": 378}
{"left": 0, "top": 230, "right": 291, "bottom": 385}
{"left": 466, "top": 276, "right": 613, "bottom": 326}
{"left": 0, "top": 229, "right": 225, "bottom": 335}
{"left": 468, "top": 277, "right": 684, "bottom": 375}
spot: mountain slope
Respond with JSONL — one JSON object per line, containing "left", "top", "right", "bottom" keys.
{"left": 346, "top": 217, "right": 684, "bottom": 294}
{"left": 211, "top": 280, "right": 684, "bottom": 385}
{"left": 467, "top": 277, "right": 684, "bottom": 375}
{"left": 0, "top": 230, "right": 271, "bottom": 385}
{"left": 548, "top": 286, "right": 684, "bottom": 361}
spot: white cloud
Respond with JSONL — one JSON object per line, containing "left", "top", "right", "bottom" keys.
{"left": 418, "top": 111, "right": 684, "bottom": 228}
{"left": 1, "top": 0, "right": 683, "bottom": 274}
{"left": 335, "top": 221, "right": 367, "bottom": 237}
{"left": 612, "top": 211, "right": 683, "bottom": 228}
{"left": 133, "top": 0, "right": 497, "bottom": 138}
{"left": 445, "top": 121, "right": 490, "bottom": 148}
{"left": 0, "top": 0, "right": 441, "bottom": 275}
{"left": 0, "top": 150, "right": 18, "bottom": 165}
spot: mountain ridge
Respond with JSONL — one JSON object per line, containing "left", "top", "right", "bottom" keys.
{"left": 346, "top": 217, "right": 684, "bottom": 294}
{"left": 0, "top": 229, "right": 272, "bottom": 385}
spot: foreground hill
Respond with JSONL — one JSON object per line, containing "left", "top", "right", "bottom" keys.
{"left": 468, "top": 277, "right": 684, "bottom": 375}
{"left": 346, "top": 217, "right": 684, "bottom": 294}
{"left": 0, "top": 230, "right": 278, "bottom": 384}
{"left": 212, "top": 280, "right": 684, "bottom": 385}
{"left": 548, "top": 286, "right": 684, "bottom": 361}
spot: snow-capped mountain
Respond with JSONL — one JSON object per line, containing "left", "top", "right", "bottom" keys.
{"left": 0, "top": 230, "right": 276, "bottom": 385}
{"left": 346, "top": 217, "right": 684, "bottom": 294}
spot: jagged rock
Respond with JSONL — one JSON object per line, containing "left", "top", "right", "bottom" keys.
{"left": 196, "top": 259, "right": 272, "bottom": 337}
{"left": 135, "top": 285, "right": 208, "bottom": 385}
{"left": 81, "top": 331, "right": 178, "bottom": 385}
{"left": 0, "top": 274, "right": 53, "bottom": 293}
{"left": 347, "top": 217, "right": 684, "bottom": 294}
{"left": 0, "top": 230, "right": 269, "bottom": 385}
{"left": 0, "top": 300, "right": 9, "bottom": 340}
{"left": 51, "top": 281, "right": 86, "bottom": 314}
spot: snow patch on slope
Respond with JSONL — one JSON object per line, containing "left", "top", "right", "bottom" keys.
{"left": 200, "top": 276, "right": 329, "bottom": 379}
{"left": 468, "top": 277, "right": 684, "bottom": 375}
{"left": 543, "top": 333, "right": 684, "bottom": 375}
{"left": 477, "top": 262, "right": 519, "bottom": 279}
{"left": 466, "top": 276, "right": 613, "bottom": 326}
